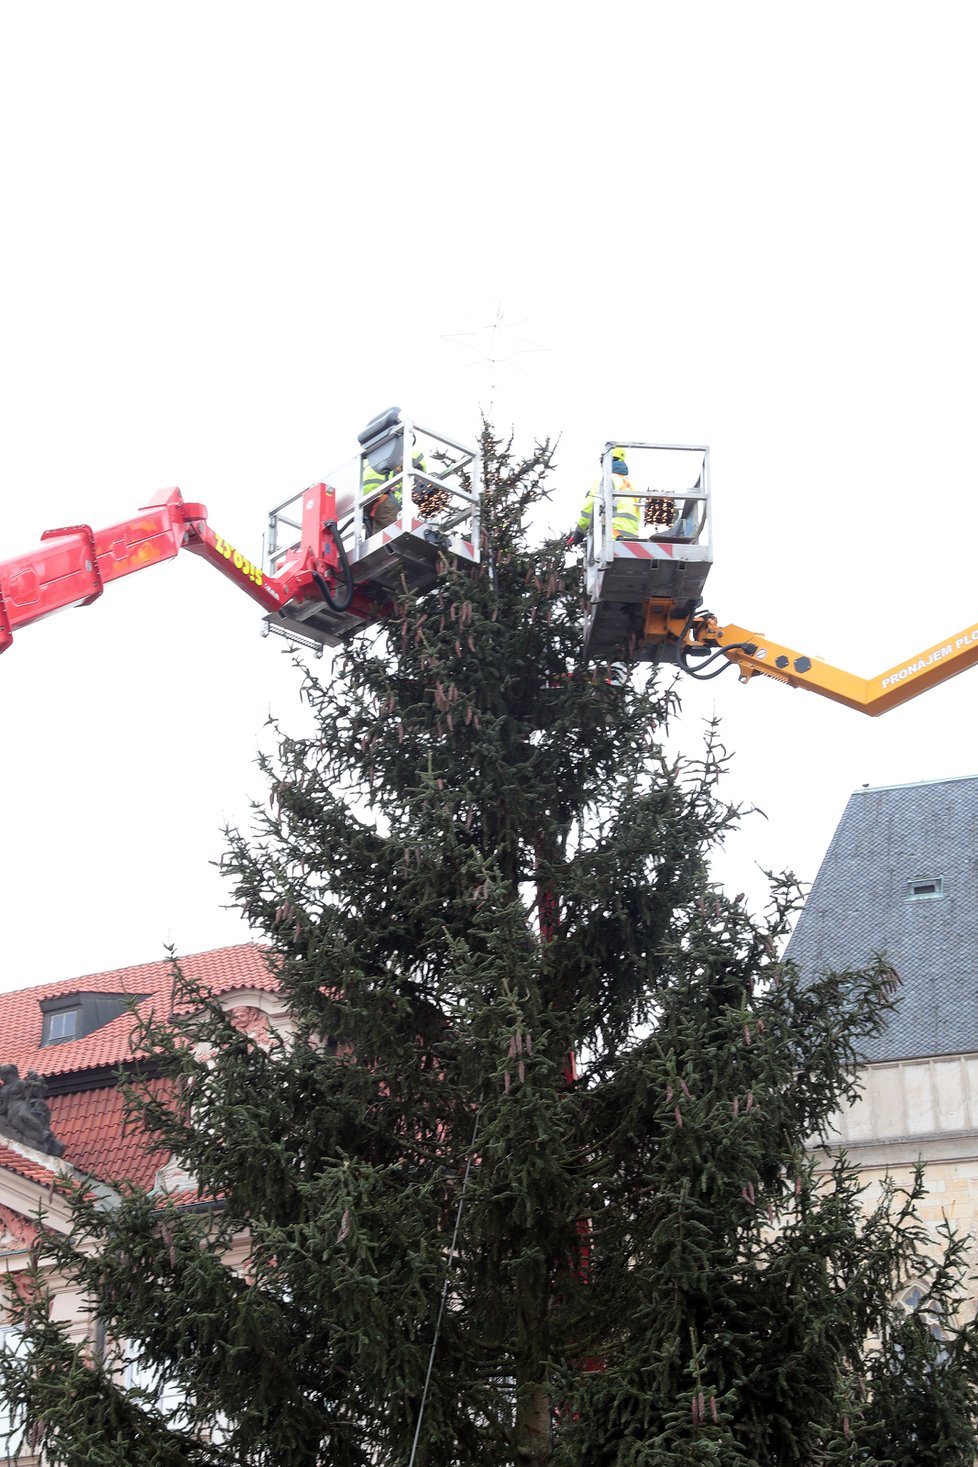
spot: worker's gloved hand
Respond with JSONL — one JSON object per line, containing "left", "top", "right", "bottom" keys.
{"left": 566, "top": 528, "right": 585, "bottom": 548}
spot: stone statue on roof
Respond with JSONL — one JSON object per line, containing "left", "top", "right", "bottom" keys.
{"left": 0, "top": 1064, "right": 65, "bottom": 1158}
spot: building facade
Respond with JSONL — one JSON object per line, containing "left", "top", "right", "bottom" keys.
{"left": 786, "top": 774, "right": 978, "bottom": 1251}
{"left": 0, "top": 942, "right": 284, "bottom": 1464}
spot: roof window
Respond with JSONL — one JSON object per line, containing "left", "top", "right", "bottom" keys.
{"left": 907, "top": 877, "right": 943, "bottom": 900}
{"left": 39, "top": 991, "right": 148, "bottom": 1047}
{"left": 44, "top": 1007, "right": 79, "bottom": 1045}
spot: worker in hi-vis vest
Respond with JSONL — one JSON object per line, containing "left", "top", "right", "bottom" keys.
{"left": 363, "top": 443, "right": 427, "bottom": 531}
{"left": 357, "top": 406, "right": 429, "bottom": 533}
{"left": 569, "top": 448, "right": 640, "bottom": 546}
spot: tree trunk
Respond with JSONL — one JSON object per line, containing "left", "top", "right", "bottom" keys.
{"left": 515, "top": 1376, "right": 551, "bottom": 1466}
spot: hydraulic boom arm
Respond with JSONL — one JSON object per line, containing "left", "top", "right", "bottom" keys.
{"left": 644, "top": 600, "right": 978, "bottom": 716}
{"left": 0, "top": 486, "right": 358, "bottom": 655}
{"left": 1, "top": 417, "right": 483, "bottom": 658}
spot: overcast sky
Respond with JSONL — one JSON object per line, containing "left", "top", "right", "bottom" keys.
{"left": 1, "top": 3, "right": 976, "bottom": 990}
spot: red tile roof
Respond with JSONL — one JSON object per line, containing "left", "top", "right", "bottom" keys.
{"left": 47, "top": 1083, "right": 173, "bottom": 1190}
{"left": 0, "top": 943, "right": 276, "bottom": 1078}
{"left": 0, "top": 1142, "right": 64, "bottom": 1188}
{"left": 0, "top": 943, "right": 278, "bottom": 1187}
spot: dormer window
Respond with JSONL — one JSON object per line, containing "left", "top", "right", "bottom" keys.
{"left": 907, "top": 877, "right": 944, "bottom": 900}
{"left": 43, "top": 1006, "right": 79, "bottom": 1045}
{"left": 39, "top": 991, "right": 148, "bottom": 1047}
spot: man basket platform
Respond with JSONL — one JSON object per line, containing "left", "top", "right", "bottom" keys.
{"left": 264, "top": 410, "right": 482, "bottom": 650}
{"left": 581, "top": 441, "right": 713, "bottom": 663}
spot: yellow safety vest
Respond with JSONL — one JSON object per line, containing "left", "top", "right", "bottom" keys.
{"left": 362, "top": 452, "right": 427, "bottom": 517}
{"left": 577, "top": 474, "right": 640, "bottom": 539}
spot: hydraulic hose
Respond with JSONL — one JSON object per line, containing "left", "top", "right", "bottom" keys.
{"left": 312, "top": 520, "right": 354, "bottom": 613}
{"left": 680, "top": 640, "right": 756, "bottom": 681}
{"left": 674, "top": 609, "right": 756, "bottom": 680}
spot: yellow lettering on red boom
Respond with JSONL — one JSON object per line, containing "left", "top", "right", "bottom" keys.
{"left": 214, "top": 536, "right": 263, "bottom": 586}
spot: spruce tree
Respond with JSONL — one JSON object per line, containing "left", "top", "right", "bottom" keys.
{"left": 3, "top": 427, "right": 978, "bottom": 1466}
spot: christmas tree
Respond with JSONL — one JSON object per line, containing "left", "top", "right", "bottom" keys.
{"left": 3, "top": 428, "right": 977, "bottom": 1466}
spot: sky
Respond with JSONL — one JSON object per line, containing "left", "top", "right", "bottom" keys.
{"left": 1, "top": 2, "right": 976, "bottom": 991}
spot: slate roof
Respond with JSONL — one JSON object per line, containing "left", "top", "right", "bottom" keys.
{"left": 0, "top": 943, "right": 276, "bottom": 1186}
{"left": 785, "top": 775, "right": 978, "bottom": 1062}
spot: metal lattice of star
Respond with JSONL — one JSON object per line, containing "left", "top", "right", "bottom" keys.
{"left": 442, "top": 304, "right": 548, "bottom": 405}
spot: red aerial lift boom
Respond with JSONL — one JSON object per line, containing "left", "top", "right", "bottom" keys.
{"left": 0, "top": 413, "right": 482, "bottom": 658}
{"left": 0, "top": 487, "right": 285, "bottom": 655}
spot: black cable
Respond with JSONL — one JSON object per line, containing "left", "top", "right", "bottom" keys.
{"left": 681, "top": 652, "right": 739, "bottom": 681}
{"left": 312, "top": 520, "right": 354, "bottom": 612}
{"left": 680, "top": 641, "right": 757, "bottom": 681}
{"left": 670, "top": 607, "right": 698, "bottom": 652}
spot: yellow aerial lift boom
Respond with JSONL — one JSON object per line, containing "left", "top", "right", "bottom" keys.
{"left": 580, "top": 442, "right": 978, "bottom": 716}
